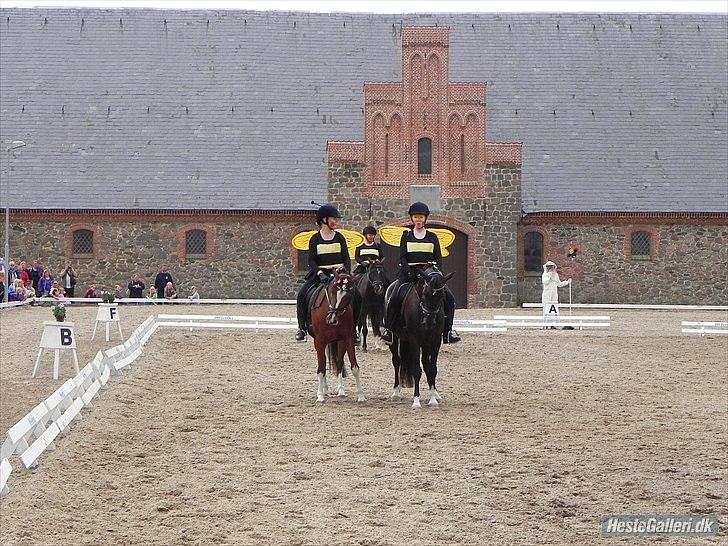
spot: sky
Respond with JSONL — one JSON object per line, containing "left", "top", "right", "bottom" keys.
{"left": 0, "top": 0, "right": 726, "bottom": 13}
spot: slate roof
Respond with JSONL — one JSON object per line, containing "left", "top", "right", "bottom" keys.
{"left": 0, "top": 9, "right": 726, "bottom": 212}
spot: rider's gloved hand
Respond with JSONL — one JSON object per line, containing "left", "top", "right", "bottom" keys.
{"left": 318, "top": 271, "right": 328, "bottom": 283}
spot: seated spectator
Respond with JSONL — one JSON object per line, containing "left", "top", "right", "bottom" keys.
{"left": 188, "top": 285, "right": 200, "bottom": 301}
{"left": 146, "top": 286, "right": 158, "bottom": 303}
{"left": 38, "top": 270, "right": 53, "bottom": 296}
{"left": 127, "top": 274, "right": 146, "bottom": 298}
{"left": 84, "top": 285, "right": 97, "bottom": 298}
{"left": 113, "top": 284, "right": 124, "bottom": 300}
{"left": 24, "top": 283, "right": 36, "bottom": 299}
{"left": 164, "top": 281, "right": 177, "bottom": 299}
{"left": 49, "top": 281, "right": 64, "bottom": 300}
{"left": 0, "top": 273, "right": 5, "bottom": 301}
{"left": 18, "top": 261, "right": 30, "bottom": 287}
{"left": 9, "top": 279, "right": 26, "bottom": 302}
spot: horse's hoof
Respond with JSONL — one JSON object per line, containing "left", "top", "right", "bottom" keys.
{"left": 337, "top": 390, "right": 347, "bottom": 398}
{"left": 357, "top": 395, "right": 367, "bottom": 403}
{"left": 390, "top": 393, "right": 401, "bottom": 401}
{"left": 316, "top": 396, "right": 326, "bottom": 403}
{"left": 428, "top": 398, "right": 439, "bottom": 408}
{"left": 412, "top": 399, "right": 421, "bottom": 409}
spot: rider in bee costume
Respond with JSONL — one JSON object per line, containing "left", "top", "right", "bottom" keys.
{"left": 353, "top": 226, "right": 384, "bottom": 275}
{"left": 295, "top": 204, "right": 351, "bottom": 341}
{"left": 380, "top": 202, "right": 461, "bottom": 345}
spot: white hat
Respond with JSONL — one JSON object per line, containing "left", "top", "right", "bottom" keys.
{"left": 543, "top": 260, "right": 557, "bottom": 268}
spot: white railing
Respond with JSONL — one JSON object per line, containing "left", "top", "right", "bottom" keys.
{"left": 493, "top": 314, "right": 611, "bottom": 330}
{"left": 681, "top": 321, "right": 728, "bottom": 336}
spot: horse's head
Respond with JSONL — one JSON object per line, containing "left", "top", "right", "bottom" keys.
{"left": 325, "top": 267, "right": 355, "bottom": 325}
{"left": 367, "top": 258, "right": 387, "bottom": 296}
{"left": 417, "top": 265, "right": 454, "bottom": 327}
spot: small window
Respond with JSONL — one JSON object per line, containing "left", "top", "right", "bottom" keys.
{"left": 418, "top": 137, "right": 432, "bottom": 175}
{"left": 631, "top": 231, "right": 651, "bottom": 257}
{"left": 524, "top": 232, "right": 543, "bottom": 272}
{"left": 72, "top": 229, "right": 93, "bottom": 255}
{"left": 185, "top": 229, "right": 207, "bottom": 256}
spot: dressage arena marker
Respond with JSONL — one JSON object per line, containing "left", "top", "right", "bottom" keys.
{"left": 493, "top": 314, "right": 611, "bottom": 330}
{"left": 32, "top": 321, "right": 80, "bottom": 380}
{"left": 681, "top": 321, "right": 728, "bottom": 336}
{"left": 452, "top": 318, "right": 507, "bottom": 333}
{"left": 91, "top": 303, "right": 124, "bottom": 342}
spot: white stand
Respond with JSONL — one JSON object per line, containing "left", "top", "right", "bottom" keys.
{"left": 543, "top": 303, "right": 559, "bottom": 328}
{"left": 33, "top": 321, "right": 80, "bottom": 380}
{"left": 91, "top": 303, "right": 123, "bottom": 342}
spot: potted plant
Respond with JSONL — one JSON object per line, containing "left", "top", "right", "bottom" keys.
{"left": 100, "top": 291, "right": 115, "bottom": 304}
{"left": 51, "top": 302, "right": 67, "bottom": 322}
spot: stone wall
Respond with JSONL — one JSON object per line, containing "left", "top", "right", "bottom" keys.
{"left": 517, "top": 222, "right": 728, "bottom": 305}
{"left": 1, "top": 213, "right": 309, "bottom": 299}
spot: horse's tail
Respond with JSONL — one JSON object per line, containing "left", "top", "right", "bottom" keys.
{"left": 326, "top": 342, "right": 348, "bottom": 378}
{"left": 398, "top": 339, "right": 416, "bottom": 388}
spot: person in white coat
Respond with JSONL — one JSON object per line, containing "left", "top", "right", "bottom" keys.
{"left": 541, "top": 260, "right": 571, "bottom": 316}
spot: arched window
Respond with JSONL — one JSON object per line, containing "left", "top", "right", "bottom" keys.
{"left": 418, "top": 137, "right": 432, "bottom": 175}
{"left": 185, "top": 229, "right": 207, "bottom": 256}
{"left": 72, "top": 229, "right": 94, "bottom": 256}
{"left": 524, "top": 232, "right": 543, "bottom": 272}
{"left": 631, "top": 231, "right": 651, "bottom": 257}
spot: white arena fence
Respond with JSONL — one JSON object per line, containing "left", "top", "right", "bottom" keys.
{"left": 493, "top": 314, "right": 611, "bottom": 330}
{"left": 0, "top": 298, "right": 295, "bottom": 310}
{"left": 681, "top": 321, "right": 728, "bottom": 337}
{"left": 523, "top": 302, "right": 728, "bottom": 311}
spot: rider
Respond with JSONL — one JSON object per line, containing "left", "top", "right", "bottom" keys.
{"left": 380, "top": 202, "right": 461, "bottom": 345}
{"left": 353, "top": 226, "right": 383, "bottom": 275}
{"left": 295, "top": 204, "right": 351, "bottom": 341}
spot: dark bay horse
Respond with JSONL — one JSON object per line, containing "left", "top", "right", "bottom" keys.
{"left": 354, "top": 259, "right": 389, "bottom": 352}
{"left": 307, "top": 267, "right": 366, "bottom": 403}
{"left": 387, "top": 266, "right": 454, "bottom": 409}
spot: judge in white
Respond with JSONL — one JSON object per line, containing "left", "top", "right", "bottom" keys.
{"left": 541, "top": 260, "right": 571, "bottom": 315}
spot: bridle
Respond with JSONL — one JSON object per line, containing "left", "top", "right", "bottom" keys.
{"left": 324, "top": 271, "right": 353, "bottom": 324}
{"left": 418, "top": 269, "right": 446, "bottom": 320}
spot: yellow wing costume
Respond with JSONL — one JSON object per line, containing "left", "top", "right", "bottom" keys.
{"left": 378, "top": 226, "right": 456, "bottom": 257}
{"left": 290, "top": 229, "right": 364, "bottom": 259}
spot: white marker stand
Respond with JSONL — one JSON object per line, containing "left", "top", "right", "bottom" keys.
{"left": 543, "top": 303, "right": 560, "bottom": 328}
{"left": 33, "top": 321, "right": 80, "bottom": 380}
{"left": 91, "top": 303, "right": 123, "bottom": 342}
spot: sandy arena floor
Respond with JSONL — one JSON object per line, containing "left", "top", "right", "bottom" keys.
{"left": 0, "top": 303, "right": 726, "bottom": 545}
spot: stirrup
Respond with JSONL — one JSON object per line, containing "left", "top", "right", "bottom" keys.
{"left": 445, "top": 330, "right": 461, "bottom": 344}
{"left": 381, "top": 329, "right": 394, "bottom": 345}
{"left": 295, "top": 329, "right": 307, "bottom": 341}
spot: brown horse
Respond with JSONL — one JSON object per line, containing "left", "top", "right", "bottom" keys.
{"left": 354, "top": 259, "right": 389, "bottom": 352}
{"left": 307, "top": 267, "right": 365, "bottom": 403}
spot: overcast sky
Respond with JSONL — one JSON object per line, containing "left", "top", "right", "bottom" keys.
{"left": 1, "top": 0, "right": 726, "bottom": 13}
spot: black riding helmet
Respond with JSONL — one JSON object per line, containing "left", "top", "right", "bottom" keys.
{"left": 316, "top": 204, "right": 343, "bottom": 225}
{"left": 408, "top": 201, "right": 430, "bottom": 218}
{"left": 362, "top": 226, "right": 377, "bottom": 236}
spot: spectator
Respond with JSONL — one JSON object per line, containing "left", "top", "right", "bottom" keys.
{"left": 164, "top": 281, "right": 177, "bottom": 299}
{"left": 541, "top": 260, "right": 571, "bottom": 318}
{"left": 49, "top": 281, "right": 64, "bottom": 300}
{"left": 29, "top": 260, "right": 44, "bottom": 293}
{"left": 127, "top": 273, "right": 146, "bottom": 298}
{"left": 154, "top": 265, "right": 173, "bottom": 299}
{"left": 0, "top": 273, "right": 5, "bottom": 302}
{"left": 6, "top": 262, "right": 18, "bottom": 286}
{"left": 84, "top": 285, "right": 97, "bottom": 298}
{"left": 113, "top": 284, "right": 124, "bottom": 300}
{"left": 38, "top": 269, "right": 53, "bottom": 296}
{"left": 9, "top": 279, "right": 27, "bottom": 302}
{"left": 188, "top": 285, "right": 200, "bottom": 301}
{"left": 24, "top": 283, "right": 35, "bottom": 299}
{"left": 59, "top": 263, "right": 78, "bottom": 298}
{"left": 18, "top": 261, "right": 30, "bottom": 287}
{"left": 146, "top": 286, "right": 158, "bottom": 302}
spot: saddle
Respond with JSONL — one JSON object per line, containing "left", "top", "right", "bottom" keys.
{"left": 385, "top": 280, "right": 415, "bottom": 316}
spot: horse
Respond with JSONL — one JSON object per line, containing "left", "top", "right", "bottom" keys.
{"left": 354, "top": 259, "right": 389, "bottom": 352}
{"left": 387, "top": 265, "right": 454, "bottom": 409}
{"left": 307, "top": 267, "right": 366, "bottom": 404}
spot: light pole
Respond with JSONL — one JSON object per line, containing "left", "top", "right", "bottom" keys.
{"left": 4, "top": 140, "right": 26, "bottom": 303}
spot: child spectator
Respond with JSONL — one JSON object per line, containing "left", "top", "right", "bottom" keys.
{"left": 49, "top": 281, "right": 64, "bottom": 300}
{"left": 18, "top": 261, "right": 30, "bottom": 286}
{"left": 84, "top": 285, "right": 97, "bottom": 298}
{"left": 38, "top": 270, "right": 53, "bottom": 296}
{"left": 146, "top": 286, "right": 158, "bottom": 303}
{"left": 24, "top": 283, "right": 35, "bottom": 299}
{"left": 164, "top": 282, "right": 177, "bottom": 299}
{"left": 113, "top": 284, "right": 124, "bottom": 300}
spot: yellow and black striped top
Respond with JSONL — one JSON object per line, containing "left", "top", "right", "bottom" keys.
{"left": 399, "top": 230, "right": 442, "bottom": 268}
{"left": 306, "top": 231, "right": 351, "bottom": 279}
{"left": 355, "top": 242, "right": 383, "bottom": 264}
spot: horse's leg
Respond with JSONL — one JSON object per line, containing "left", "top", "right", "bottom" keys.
{"left": 344, "top": 338, "right": 366, "bottom": 403}
{"left": 389, "top": 338, "right": 402, "bottom": 401}
{"left": 422, "top": 344, "right": 440, "bottom": 407}
{"left": 411, "top": 344, "right": 423, "bottom": 409}
{"left": 314, "top": 338, "right": 328, "bottom": 403}
{"left": 336, "top": 341, "right": 347, "bottom": 397}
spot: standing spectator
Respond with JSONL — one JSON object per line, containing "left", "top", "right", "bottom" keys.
{"left": 0, "top": 273, "right": 5, "bottom": 302}
{"left": 18, "top": 261, "right": 30, "bottom": 287}
{"left": 84, "top": 285, "right": 97, "bottom": 298}
{"left": 164, "top": 282, "right": 177, "bottom": 299}
{"left": 38, "top": 269, "right": 53, "bottom": 296}
{"left": 154, "top": 265, "right": 173, "bottom": 299}
{"left": 541, "top": 260, "right": 571, "bottom": 316}
{"left": 29, "top": 260, "right": 43, "bottom": 293}
{"left": 59, "top": 263, "right": 78, "bottom": 298}
{"left": 6, "top": 262, "right": 18, "bottom": 286}
{"left": 127, "top": 274, "right": 146, "bottom": 298}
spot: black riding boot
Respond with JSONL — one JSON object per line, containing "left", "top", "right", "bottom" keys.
{"left": 296, "top": 277, "right": 318, "bottom": 341}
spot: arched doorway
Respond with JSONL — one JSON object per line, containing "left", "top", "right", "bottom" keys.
{"left": 380, "top": 224, "right": 469, "bottom": 308}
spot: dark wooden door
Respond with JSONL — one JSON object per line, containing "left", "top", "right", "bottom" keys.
{"left": 379, "top": 225, "right": 468, "bottom": 308}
